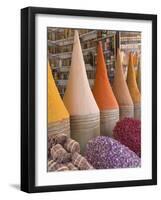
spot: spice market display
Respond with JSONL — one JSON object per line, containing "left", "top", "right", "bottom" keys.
{"left": 47, "top": 28, "right": 141, "bottom": 172}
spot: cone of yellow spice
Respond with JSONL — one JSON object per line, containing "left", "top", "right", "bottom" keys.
{"left": 112, "top": 49, "right": 134, "bottom": 119}
{"left": 63, "top": 30, "right": 100, "bottom": 154}
{"left": 93, "top": 42, "right": 119, "bottom": 137}
{"left": 127, "top": 53, "right": 141, "bottom": 119}
{"left": 48, "top": 62, "right": 70, "bottom": 137}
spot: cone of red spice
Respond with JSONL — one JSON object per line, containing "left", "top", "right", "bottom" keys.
{"left": 93, "top": 42, "right": 119, "bottom": 136}
{"left": 113, "top": 117, "right": 141, "bottom": 157}
{"left": 127, "top": 53, "right": 141, "bottom": 119}
{"left": 112, "top": 49, "right": 134, "bottom": 119}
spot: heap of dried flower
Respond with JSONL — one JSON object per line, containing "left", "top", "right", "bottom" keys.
{"left": 85, "top": 136, "right": 140, "bottom": 169}
{"left": 113, "top": 118, "right": 141, "bottom": 157}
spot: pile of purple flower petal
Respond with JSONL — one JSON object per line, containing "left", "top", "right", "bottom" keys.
{"left": 113, "top": 118, "right": 141, "bottom": 157}
{"left": 85, "top": 136, "right": 141, "bottom": 169}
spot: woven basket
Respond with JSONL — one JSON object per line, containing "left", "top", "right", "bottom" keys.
{"left": 70, "top": 113, "right": 100, "bottom": 154}
{"left": 119, "top": 105, "right": 134, "bottom": 120}
{"left": 100, "top": 108, "right": 119, "bottom": 137}
{"left": 48, "top": 118, "right": 70, "bottom": 137}
{"left": 134, "top": 103, "right": 141, "bottom": 120}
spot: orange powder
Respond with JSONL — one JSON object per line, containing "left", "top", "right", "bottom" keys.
{"left": 93, "top": 42, "right": 118, "bottom": 110}
{"left": 48, "top": 63, "right": 69, "bottom": 123}
{"left": 126, "top": 53, "right": 141, "bottom": 104}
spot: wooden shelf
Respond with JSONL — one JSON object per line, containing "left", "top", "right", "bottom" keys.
{"left": 52, "top": 64, "right": 95, "bottom": 72}
{"left": 48, "top": 32, "right": 115, "bottom": 47}
{"left": 48, "top": 28, "right": 141, "bottom": 97}
{"left": 49, "top": 46, "right": 96, "bottom": 59}
{"left": 56, "top": 79, "right": 94, "bottom": 86}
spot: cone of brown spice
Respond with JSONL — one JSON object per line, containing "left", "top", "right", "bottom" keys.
{"left": 112, "top": 49, "right": 134, "bottom": 119}
{"left": 127, "top": 53, "right": 141, "bottom": 119}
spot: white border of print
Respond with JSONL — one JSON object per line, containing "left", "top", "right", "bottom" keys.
{"left": 35, "top": 14, "right": 152, "bottom": 186}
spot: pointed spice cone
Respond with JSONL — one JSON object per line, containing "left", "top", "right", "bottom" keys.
{"left": 112, "top": 49, "right": 134, "bottom": 119}
{"left": 48, "top": 62, "right": 70, "bottom": 138}
{"left": 133, "top": 52, "right": 138, "bottom": 67}
{"left": 127, "top": 53, "right": 141, "bottom": 119}
{"left": 93, "top": 42, "right": 119, "bottom": 136}
{"left": 121, "top": 51, "right": 129, "bottom": 80}
{"left": 136, "top": 60, "right": 141, "bottom": 92}
{"left": 63, "top": 31, "right": 99, "bottom": 116}
{"left": 63, "top": 30, "right": 100, "bottom": 154}
{"left": 93, "top": 42, "right": 119, "bottom": 110}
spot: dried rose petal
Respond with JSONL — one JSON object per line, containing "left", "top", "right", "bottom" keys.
{"left": 113, "top": 118, "right": 141, "bottom": 157}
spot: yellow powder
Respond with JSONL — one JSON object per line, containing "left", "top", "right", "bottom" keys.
{"left": 48, "top": 63, "right": 69, "bottom": 123}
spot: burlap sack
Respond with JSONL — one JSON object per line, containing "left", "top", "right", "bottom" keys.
{"left": 48, "top": 160, "right": 57, "bottom": 172}
{"left": 50, "top": 144, "right": 71, "bottom": 163}
{"left": 48, "top": 136, "right": 56, "bottom": 158}
{"left": 48, "top": 160, "right": 69, "bottom": 172}
{"left": 64, "top": 138, "right": 80, "bottom": 153}
{"left": 66, "top": 162, "right": 78, "bottom": 170}
{"left": 56, "top": 164, "right": 69, "bottom": 171}
{"left": 72, "top": 152, "right": 94, "bottom": 170}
